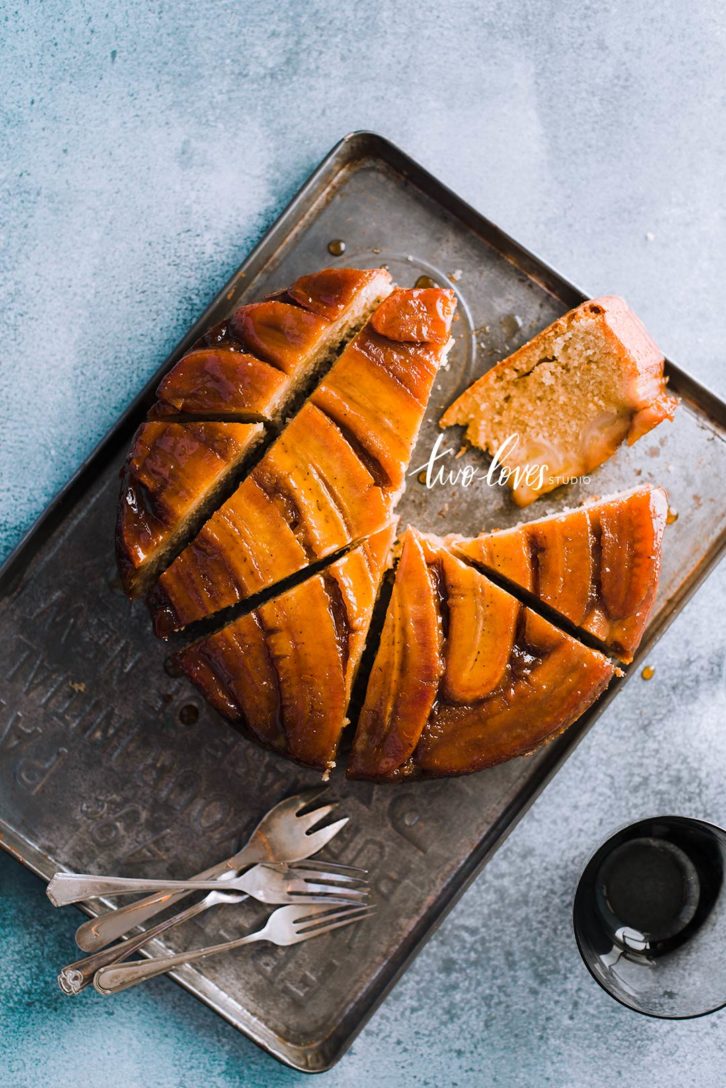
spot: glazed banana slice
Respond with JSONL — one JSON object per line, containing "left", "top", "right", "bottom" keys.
{"left": 347, "top": 529, "right": 443, "bottom": 780}
{"left": 228, "top": 301, "right": 331, "bottom": 374}
{"left": 435, "top": 550, "right": 519, "bottom": 704}
{"left": 225, "top": 267, "right": 393, "bottom": 377}
{"left": 150, "top": 348, "right": 288, "bottom": 421}
{"left": 416, "top": 628, "right": 613, "bottom": 776}
{"left": 286, "top": 267, "right": 389, "bottom": 321}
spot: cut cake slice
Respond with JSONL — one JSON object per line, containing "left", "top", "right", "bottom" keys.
{"left": 173, "top": 522, "right": 396, "bottom": 771}
{"left": 450, "top": 485, "right": 667, "bottom": 663}
{"left": 440, "top": 296, "right": 677, "bottom": 506}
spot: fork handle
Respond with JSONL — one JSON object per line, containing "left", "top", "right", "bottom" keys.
{"left": 94, "top": 931, "right": 261, "bottom": 994}
{"left": 58, "top": 892, "right": 238, "bottom": 994}
{"left": 74, "top": 845, "right": 258, "bottom": 952}
{"left": 48, "top": 872, "right": 259, "bottom": 905}
{"left": 76, "top": 887, "right": 192, "bottom": 952}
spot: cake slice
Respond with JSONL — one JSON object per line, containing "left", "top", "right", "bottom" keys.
{"left": 440, "top": 296, "right": 677, "bottom": 506}
{"left": 348, "top": 528, "right": 615, "bottom": 781}
{"left": 311, "top": 288, "right": 457, "bottom": 490}
{"left": 149, "top": 287, "right": 457, "bottom": 636}
{"left": 173, "top": 522, "right": 396, "bottom": 771}
{"left": 449, "top": 485, "right": 667, "bottom": 662}
{"left": 151, "top": 267, "right": 392, "bottom": 421}
{"left": 116, "top": 421, "right": 263, "bottom": 596}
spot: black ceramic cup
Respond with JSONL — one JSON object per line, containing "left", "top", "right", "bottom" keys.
{"left": 573, "top": 816, "right": 726, "bottom": 1018}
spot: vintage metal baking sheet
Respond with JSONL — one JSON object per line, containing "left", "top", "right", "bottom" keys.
{"left": 1, "top": 132, "right": 724, "bottom": 1072}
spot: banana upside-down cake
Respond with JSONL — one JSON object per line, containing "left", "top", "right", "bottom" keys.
{"left": 116, "top": 271, "right": 671, "bottom": 778}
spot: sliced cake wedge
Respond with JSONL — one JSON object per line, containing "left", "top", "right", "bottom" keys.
{"left": 440, "top": 296, "right": 677, "bottom": 506}
{"left": 449, "top": 485, "right": 667, "bottom": 663}
{"left": 173, "top": 522, "right": 396, "bottom": 771}
{"left": 149, "top": 287, "right": 457, "bottom": 637}
{"left": 348, "top": 528, "right": 615, "bottom": 781}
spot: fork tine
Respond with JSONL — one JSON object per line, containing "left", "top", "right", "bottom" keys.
{"left": 295, "top": 901, "right": 372, "bottom": 924}
{"left": 289, "top": 880, "right": 369, "bottom": 899}
{"left": 290, "top": 867, "right": 368, "bottom": 887}
{"left": 290, "top": 859, "right": 368, "bottom": 876}
{"left": 298, "top": 816, "right": 349, "bottom": 855}
{"left": 291, "top": 786, "right": 329, "bottom": 812}
{"left": 297, "top": 905, "right": 375, "bottom": 937}
{"left": 288, "top": 894, "right": 368, "bottom": 906}
{"left": 295, "top": 802, "right": 337, "bottom": 831}
{"left": 300, "top": 870, "right": 370, "bottom": 887}
{"left": 252, "top": 788, "right": 326, "bottom": 830}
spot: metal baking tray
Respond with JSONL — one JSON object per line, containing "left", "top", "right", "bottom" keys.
{"left": 1, "top": 132, "right": 724, "bottom": 1072}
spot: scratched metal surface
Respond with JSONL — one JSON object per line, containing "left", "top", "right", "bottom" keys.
{"left": 1, "top": 134, "right": 725, "bottom": 1073}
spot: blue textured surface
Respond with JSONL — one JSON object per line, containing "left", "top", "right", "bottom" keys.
{"left": 2, "top": 3, "right": 725, "bottom": 1086}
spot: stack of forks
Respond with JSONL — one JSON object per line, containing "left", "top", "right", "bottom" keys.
{"left": 46, "top": 789, "right": 372, "bottom": 996}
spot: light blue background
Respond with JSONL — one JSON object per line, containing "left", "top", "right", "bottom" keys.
{"left": 1, "top": 2, "right": 725, "bottom": 1085}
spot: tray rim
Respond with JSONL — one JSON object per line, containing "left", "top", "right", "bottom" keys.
{"left": 2, "top": 129, "right": 725, "bottom": 1073}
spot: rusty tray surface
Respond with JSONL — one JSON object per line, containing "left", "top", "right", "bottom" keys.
{"left": 1, "top": 132, "right": 725, "bottom": 1072}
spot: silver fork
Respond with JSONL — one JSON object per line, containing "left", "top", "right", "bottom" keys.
{"left": 94, "top": 902, "right": 375, "bottom": 995}
{"left": 57, "top": 864, "right": 366, "bottom": 995}
{"left": 74, "top": 788, "right": 348, "bottom": 952}
{"left": 47, "top": 862, "right": 367, "bottom": 907}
